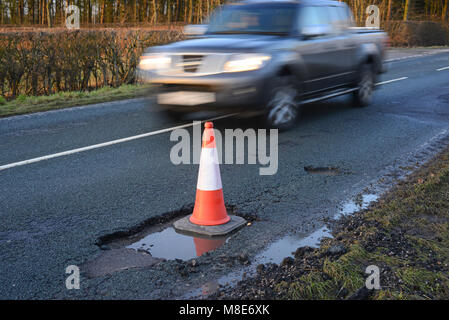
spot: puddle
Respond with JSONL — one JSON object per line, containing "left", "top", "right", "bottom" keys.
{"left": 126, "top": 227, "right": 229, "bottom": 261}
{"left": 97, "top": 204, "right": 248, "bottom": 263}
{"left": 183, "top": 192, "right": 379, "bottom": 299}
{"left": 84, "top": 224, "right": 232, "bottom": 278}
{"left": 102, "top": 215, "right": 236, "bottom": 262}
{"left": 340, "top": 194, "right": 378, "bottom": 216}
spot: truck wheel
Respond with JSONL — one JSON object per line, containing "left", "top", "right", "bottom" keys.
{"left": 353, "top": 64, "right": 375, "bottom": 107}
{"left": 265, "top": 76, "right": 301, "bottom": 130}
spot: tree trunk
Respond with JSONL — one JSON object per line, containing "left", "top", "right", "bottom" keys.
{"left": 188, "top": 0, "right": 193, "bottom": 24}
{"left": 386, "top": 0, "right": 392, "bottom": 22}
{"left": 101, "top": 0, "right": 106, "bottom": 24}
{"left": 151, "top": 0, "right": 157, "bottom": 24}
{"left": 404, "top": 0, "right": 412, "bottom": 21}
{"left": 18, "top": 0, "right": 24, "bottom": 24}
{"left": 167, "top": 0, "right": 171, "bottom": 23}
{"left": 41, "top": 0, "right": 44, "bottom": 25}
{"left": 197, "top": 0, "right": 202, "bottom": 23}
{"left": 0, "top": 0, "right": 3, "bottom": 24}
{"left": 46, "top": 0, "right": 52, "bottom": 27}
{"left": 175, "top": 0, "right": 180, "bottom": 22}
{"left": 443, "top": 0, "right": 449, "bottom": 22}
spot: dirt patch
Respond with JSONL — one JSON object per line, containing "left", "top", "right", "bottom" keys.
{"left": 81, "top": 248, "right": 164, "bottom": 278}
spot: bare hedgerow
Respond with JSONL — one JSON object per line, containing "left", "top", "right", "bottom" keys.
{"left": 0, "top": 29, "right": 185, "bottom": 100}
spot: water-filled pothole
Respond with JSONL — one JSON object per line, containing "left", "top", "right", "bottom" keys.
{"left": 103, "top": 215, "right": 239, "bottom": 261}
{"left": 83, "top": 205, "right": 250, "bottom": 277}
{"left": 95, "top": 203, "right": 252, "bottom": 262}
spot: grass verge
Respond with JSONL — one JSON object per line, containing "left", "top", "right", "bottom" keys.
{"left": 216, "top": 148, "right": 449, "bottom": 300}
{"left": 0, "top": 84, "right": 151, "bottom": 118}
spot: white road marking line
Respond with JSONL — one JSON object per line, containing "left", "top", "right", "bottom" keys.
{"left": 0, "top": 113, "right": 238, "bottom": 171}
{"left": 375, "top": 77, "right": 408, "bottom": 86}
{"left": 436, "top": 66, "right": 449, "bottom": 71}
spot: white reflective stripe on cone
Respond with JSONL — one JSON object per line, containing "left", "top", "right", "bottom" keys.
{"left": 197, "top": 147, "right": 222, "bottom": 191}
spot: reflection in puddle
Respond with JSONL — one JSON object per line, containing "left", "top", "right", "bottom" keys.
{"left": 126, "top": 227, "right": 227, "bottom": 261}
{"left": 193, "top": 237, "right": 226, "bottom": 257}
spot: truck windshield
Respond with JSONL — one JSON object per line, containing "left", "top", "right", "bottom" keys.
{"left": 207, "top": 3, "right": 297, "bottom": 35}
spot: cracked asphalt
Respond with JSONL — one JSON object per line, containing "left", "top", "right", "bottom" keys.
{"left": 1, "top": 48, "right": 449, "bottom": 299}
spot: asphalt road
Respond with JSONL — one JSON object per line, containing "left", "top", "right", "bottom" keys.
{"left": 1, "top": 49, "right": 449, "bottom": 299}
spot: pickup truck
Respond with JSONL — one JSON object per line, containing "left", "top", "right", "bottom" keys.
{"left": 138, "top": 0, "right": 388, "bottom": 130}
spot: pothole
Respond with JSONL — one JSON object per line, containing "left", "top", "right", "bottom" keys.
{"left": 304, "top": 165, "right": 341, "bottom": 175}
{"left": 102, "top": 215, "right": 238, "bottom": 261}
{"left": 124, "top": 224, "right": 231, "bottom": 261}
{"left": 83, "top": 205, "right": 249, "bottom": 278}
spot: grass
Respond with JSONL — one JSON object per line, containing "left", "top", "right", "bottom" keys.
{"left": 0, "top": 83, "right": 151, "bottom": 118}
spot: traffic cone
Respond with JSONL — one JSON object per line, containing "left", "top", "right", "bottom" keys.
{"left": 190, "top": 122, "right": 230, "bottom": 226}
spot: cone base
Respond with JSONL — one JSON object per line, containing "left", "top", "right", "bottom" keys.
{"left": 173, "top": 215, "right": 246, "bottom": 237}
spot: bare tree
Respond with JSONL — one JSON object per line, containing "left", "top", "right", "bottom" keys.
{"left": 404, "top": 0, "right": 412, "bottom": 21}
{"left": 443, "top": 0, "right": 449, "bottom": 22}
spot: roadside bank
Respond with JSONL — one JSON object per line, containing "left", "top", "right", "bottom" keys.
{"left": 214, "top": 147, "right": 449, "bottom": 300}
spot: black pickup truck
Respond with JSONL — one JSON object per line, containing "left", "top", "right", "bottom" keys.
{"left": 138, "top": 0, "right": 388, "bottom": 129}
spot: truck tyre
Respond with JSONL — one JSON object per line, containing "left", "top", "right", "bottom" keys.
{"left": 353, "top": 63, "right": 375, "bottom": 107}
{"left": 265, "top": 76, "right": 301, "bottom": 131}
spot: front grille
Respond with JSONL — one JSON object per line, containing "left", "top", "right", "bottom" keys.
{"left": 181, "top": 55, "right": 203, "bottom": 73}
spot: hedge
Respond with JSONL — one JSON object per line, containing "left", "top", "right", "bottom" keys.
{"left": 0, "top": 29, "right": 184, "bottom": 99}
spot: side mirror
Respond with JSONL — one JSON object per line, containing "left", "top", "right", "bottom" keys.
{"left": 301, "top": 24, "right": 331, "bottom": 38}
{"left": 184, "top": 24, "right": 208, "bottom": 37}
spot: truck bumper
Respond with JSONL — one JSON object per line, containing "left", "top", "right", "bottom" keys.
{"left": 139, "top": 69, "right": 269, "bottom": 113}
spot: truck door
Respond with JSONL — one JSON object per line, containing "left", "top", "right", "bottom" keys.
{"left": 295, "top": 5, "right": 342, "bottom": 94}
{"left": 327, "top": 4, "right": 357, "bottom": 85}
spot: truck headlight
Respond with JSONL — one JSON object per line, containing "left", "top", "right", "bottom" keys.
{"left": 139, "top": 54, "right": 172, "bottom": 71}
{"left": 223, "top": 54, "right": 271, "bottom": 73}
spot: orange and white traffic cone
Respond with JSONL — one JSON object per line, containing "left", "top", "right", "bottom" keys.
{"left": 190, "top": 122, "right": 230, "bottom": 226}
{"left": 173, "top": 121, "right": 246, "bottom": 238}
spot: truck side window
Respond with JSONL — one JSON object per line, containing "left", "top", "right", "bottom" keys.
{"left": 298, "top": 6, "right": 330, "bottom": 30}
{"left": 327, "top": 6, "right": 346, "bottom": 32}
